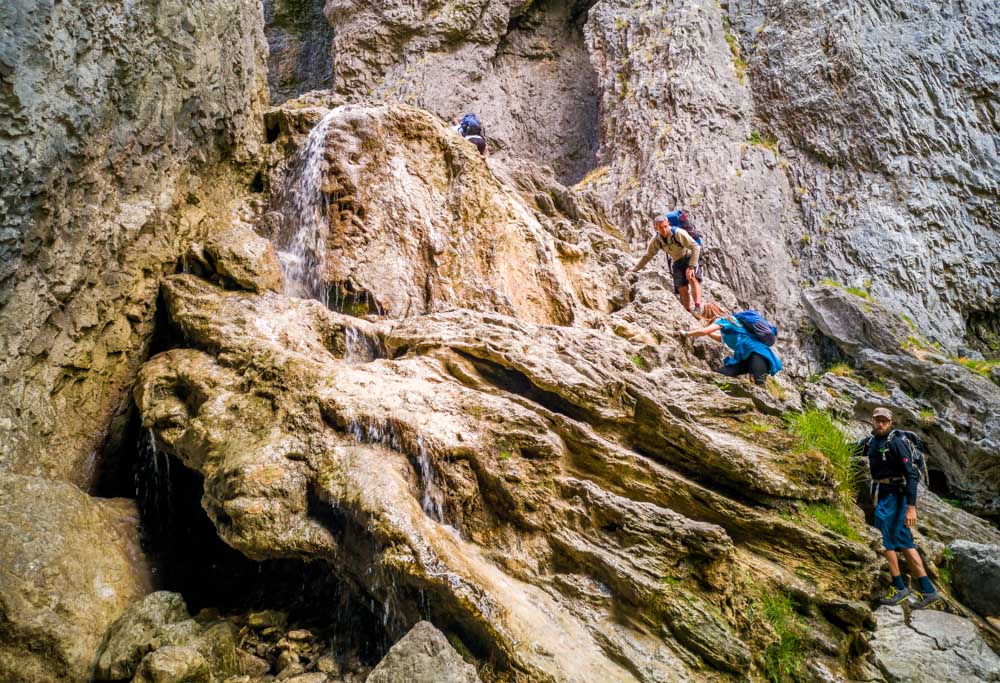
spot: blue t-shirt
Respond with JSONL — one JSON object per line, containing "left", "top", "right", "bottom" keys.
{"left": 715, "top": 317, "right": 782, "bottom": 375}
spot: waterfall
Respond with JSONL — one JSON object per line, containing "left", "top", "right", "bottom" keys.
{"left": 277, "top": 108, "right": 342, "bottom": 305}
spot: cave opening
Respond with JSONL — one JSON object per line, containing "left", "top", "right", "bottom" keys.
{"left": 964, "top": 308, "right": 1000, "bottom": 360}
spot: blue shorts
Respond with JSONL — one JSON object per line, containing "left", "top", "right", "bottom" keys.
{"left": 873, "top": 489, "right": 915, "bottom": 551}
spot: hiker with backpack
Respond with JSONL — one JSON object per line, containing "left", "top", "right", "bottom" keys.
{"left": 628, "top": 211, "right": 703, "bottom": 313}
{"left": 454, "top": 113, "right": 487, "bottom": 156}
{"left": 681, "top": 303, "right": 781, "bottom": 385}
{"left": 856, "top": 407, "right": 941, "bottom": 609}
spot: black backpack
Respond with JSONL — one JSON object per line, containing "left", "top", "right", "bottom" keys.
{"left": 864, "top": 429, "right": 929, "bottom": 484}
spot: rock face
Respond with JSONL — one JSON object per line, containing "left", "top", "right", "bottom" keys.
{"left": 870, "top": 605, "right": 1000, "bottom": 683}
{"left": 950, "top": 541, "right": 1000, "bottom": 619}
{"left": 263, "top": 0, "right": 334, "bottom": 103}
{"left": 731, "top": 0, "right": 1000, "bottom": 349}
{"left": 0, "top": 0, "right": 268, "bottom": 487}
{"left": 366, "top": 621, "right": 480, "bottom": 683}
{"left": 0, "top": 474, "right": 153, "bottom": 682}
{"left": 803, "top": 284, "right": 1000, "bottom": 516}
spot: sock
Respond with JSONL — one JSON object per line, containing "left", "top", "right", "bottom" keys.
{"left": 892, "top": 575, "right": 906, "bottom": 591}
{"left": 917, "top": 575, "right": 935, "bottom": 594}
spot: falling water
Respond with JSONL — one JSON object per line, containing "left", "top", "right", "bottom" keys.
{"left": 344, "top": 325, "right": 379, "bottom": 364}
{"left": 135, "top": 429, "right": 172, "bottom": 539}
{"left": 345, "top": 415, "right": 445, "bottom": 523}
{"left": 277, "top": 108, "right": 343, "bottom": 305}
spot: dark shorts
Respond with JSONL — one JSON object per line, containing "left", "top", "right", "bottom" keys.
{"left": 671, "top": 257, "right": 702, "bottom": 293}
{"left": 464, "top": 135, "right": 486, "bottom": 155}
{"left": 873, "top": 489, "right": 915, "bottom": 551}
{"left": 716, "top": 353, "right": 770, "bottom": 386}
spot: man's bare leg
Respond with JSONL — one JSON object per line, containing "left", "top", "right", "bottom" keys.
{"left": 678, "top": 286, "right": 691, "bottom": 311}
{"left": 901, "top": 548, "right": 928, "bottom": 578}
{"left": 690, "top": 276, "right": 703, "bottom": 309}
{"left": 885, "top": 550, "right": 901, "bottom": 576}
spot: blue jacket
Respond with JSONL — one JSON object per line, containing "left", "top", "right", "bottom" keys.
{"left": 715, "top": 317, "right": 782, "bottom": 375}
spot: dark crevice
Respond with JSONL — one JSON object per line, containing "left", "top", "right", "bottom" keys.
{"left": 327, "top": 280, "right": 385, "bottom": 317}
{"left": 250, "top": 170, "right": 265, "bottom": 193}
{"left": 264, "top": 112, "right": 282, "bottom": 143}
{"left": 455, "top": 350, "right": 591, "bottom": 423}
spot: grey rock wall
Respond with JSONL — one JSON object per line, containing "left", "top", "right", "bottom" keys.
{"left": 264, "top": 0, "right": 334, "bottom": 104}
{"left": 0, "top": 0, "right": 267, "bottom": 486}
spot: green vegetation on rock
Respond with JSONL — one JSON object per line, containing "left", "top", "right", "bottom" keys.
{"left": 820, "top": 278, "right": 871, "bottom": 301}
{"left": 802, "top": 503, "right": 859, "bottom": 540}
{"left": 759, "top": 591, "right": 804, "bottom": 683}
{"left": 953, "top": 357, "right": 1000, "bottom": 378}
{"left": 785, "top": 409, "right": 859, "bottom": 507}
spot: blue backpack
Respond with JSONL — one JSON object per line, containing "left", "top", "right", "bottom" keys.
{"left": 665, "top": 209, "right": 703, "bottom": 245}
{"left": 459, "top": 113, "right": 483, "bottom": 137}
{"left": 734, "top": 310, "right": 777, "bottom": 346}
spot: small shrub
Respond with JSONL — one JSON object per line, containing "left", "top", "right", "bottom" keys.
{"left": 937, "top": 565, "right": 951, "bottom": 585}
{"left": 918, "top": 408, "right": 935, "bottom": 424}
{"left": 748, "top": 130, "right": 779, "bottom": 153}
{"left": 724, "top": 31, "right": 748, "bottom": 82}
{"left": 498, "top": 450, "right": 513, "bottom": 461}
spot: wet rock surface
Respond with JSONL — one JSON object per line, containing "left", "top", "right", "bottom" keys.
{"left": 0, "top": 474, "right": 153, "bottom": 682}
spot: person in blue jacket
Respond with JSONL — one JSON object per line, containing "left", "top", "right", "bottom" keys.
{"left": 681, "top": 302, "right": 782, "bottom": 385}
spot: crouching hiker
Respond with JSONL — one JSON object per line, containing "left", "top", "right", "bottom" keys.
{"left": 857, "top": 407, "right": 941, "bottom": 609}
{"left": 628, "top": 212, "right": 703, "bottom": 313}
{"left": 454, "top": 113, "right": 487, "bottom": 156}
{"left": 681, "top": 303, "right": 781, "bottom": 386}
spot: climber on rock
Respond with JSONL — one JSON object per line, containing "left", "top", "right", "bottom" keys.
{"left": 856, "top": 407, "right": 942, "bottom": 610}
{"left": 628, "top": 212, "right": 703, "bottom": 313}
{"left": 681, "top": 303, "right": 781, "bottom": 386}
{"left": 454, "top": 113, "right": 487, "bottom": 156}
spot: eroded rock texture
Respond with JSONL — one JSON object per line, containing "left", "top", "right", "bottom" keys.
{"left": 0, "top": 0, "right": 267, "bottom": 486}
{"left": 264, "top": 0, "right": 335, "bottom": 103}
{"left": 0, "top": 474, "right": 153, "bottom": 682}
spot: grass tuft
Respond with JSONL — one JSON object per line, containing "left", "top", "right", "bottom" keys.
{"left": 953, "top": 357, "right": 1000, "bottom": 378}
{"left": 785, "top": 409, "right": 859, "bottom": 507}
{"left": 918, "top": 408, "right": 935, "bottom": 424}
{"left": 747, "top": 130, "right": 779, "bottom": 153}
{"left": 760, "top": 592, "right": 804, "bottom": 683}
{"left": 827, "top": 363, "right": 855, "bottom": 378}
{"left": 629, "top": 354, "right": 649, "bottom": 371}
{"left": 820, "top": 277, "right": 871, "bottom": 300}
{"left": 802, "top": 503, "right": 859, "bottom": 540}
{"left": 865, "top": 380, "right": 889, "bottom": 396}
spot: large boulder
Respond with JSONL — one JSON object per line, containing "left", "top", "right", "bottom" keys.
{"left": 870, "top": 605, "right": 1000, "bottom": 682}
{"left": 366, "top": 621, "right": 480, "bottom": 683}
{"left": 0, "top": 0, "right": 268, "bottom": 488}
{"left": 950, "top": 541, "right": 1000, "bottom": 618}
{"left": 802, "top": 285, "right": 911, "bottom": 356}
{"left": 0, "top": 474, "right": 154, "bottom": 682}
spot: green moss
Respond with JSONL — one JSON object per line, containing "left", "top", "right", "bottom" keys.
{"left": 827, "top": 363, "right": 855, "bottom": 378}
{"left": 759, "top": 592, "right": 805, "bottom": 683}
{"left": 746, "top": 420, "right": 772, "bottom": 434}
{"left": 819, "top": 277, "right": 872, "bottom": 301}
{"left": 865, "top": 380, "right": 889, "bottom": 396}
{"left": 953, "top": 357, "right": 1000, "bottom": 377}
{"left": 724, "top": 31, "right": 748, "bottom": 83}
{"left": 747, "top": 130, "right": 779, "bottom": 153}
{"left": 498, "top": 450, "right": 513, "bottom": 461}
{"left": 629, "top": 354, "right": 649, "bottom": 371}
{"left": 659, "top": 575, "right": 681, "bottom": 585}
{"left": 802, "top": 503, "right": 859, "bottom": 540}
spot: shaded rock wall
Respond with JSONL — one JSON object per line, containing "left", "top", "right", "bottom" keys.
{"left": 264, "top": 0, "right": 335, "bottom": 103}
{"left": 0, "top": 0, "right": 268, "bottom": 486}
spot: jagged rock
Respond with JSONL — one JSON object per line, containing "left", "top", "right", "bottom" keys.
{"left": 802, "top": 286, "right": 911, "bottom": 356}
{"left": 264, "top": 101, "right": 616, "bottom": 325}
{"left": 132, "top": 645, "right": 210, "bottom": 683}
{"left": 870, "top": 605, "right": 1000, "bottom": 682}
{"left": 0, "top": 0, "right": 267, "bottom": 487}
{"left": 134, "top": 272, "right": 879, "bottom": 680}
{"left": 203, "top": 222, "right": 285, "bottom": 294}
{"left": 950, "top": 541, "right": 1000, "bottom": 618}
{"left": 366, "top": 621, "right": 480, "bottom": 683}
{"left": 95, "top": 592, "right": 192, "bottom": 680}
{"left": 0, "top": 474, "right": 153, "bottom": 682}
{"left": 95, "top": 592, "right": 240, "bottom": 681}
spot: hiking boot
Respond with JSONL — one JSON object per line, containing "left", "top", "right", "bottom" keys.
{"left": 692, "top": 304, "right": 702, "bottom": 315}
{"left": 879, "top": 587, "right": 911, "bottom": 606}
{"left": 910, "top": 591, "right": 943, "bottom": 610}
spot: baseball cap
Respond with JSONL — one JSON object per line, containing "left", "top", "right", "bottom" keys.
{"left": 872, "top": 407, "right": 892, "bottom": 420}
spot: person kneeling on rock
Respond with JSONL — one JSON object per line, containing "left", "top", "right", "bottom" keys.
{"left": 680, "top": 303, "right": 781, "bottom": 386}
{"left": 627, "top": 212, "right": 703, "bottom": 313}
{"left": 453, "top": 113, "right": 487, "bottom": 156}
{"left": 857, "top": 407, "right": 942, "bottom": 610}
